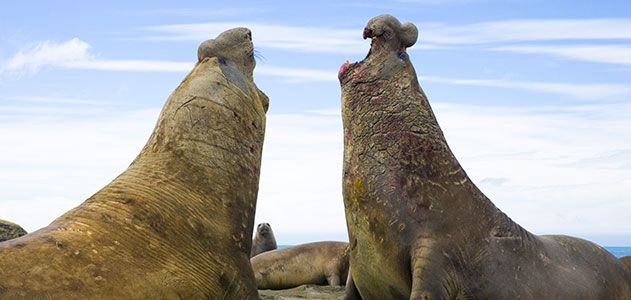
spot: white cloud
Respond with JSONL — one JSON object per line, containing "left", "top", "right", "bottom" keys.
{"left": 421, "top": 76, "right": 631, "bottom": 100}
{"left": 144, "top": 22, "right": 370, "bottom": 54}
{"left": 493, "top": 45, "right": 631, "bottom": 66}
{"left": 0, "top": 38, "right": 343, "bottom": 83}
{"left": 0, "top": 38, "right": 341, "bottom": 82}
{"left": 6, "top": 38, "right": 629, "bottom": 95}
{"left": 422, "top": 19, "right": 631, "bottom": 45}
{"left": 1, "top": 102, "right": 630, "bottom": 246}
{"left": 257, "top": 65, "right": 336, "bottom": 82}
{"left": 3, "top": 38, "right": 92, "bottom": 73}
{"left": 0, "top": 38, "right": 193, "bottom": 74}
{"left": 143, "top": 18, "right": 631, "bottom": 52}
{"left": 0, "top": 108, "right": 159, "bottom": 230}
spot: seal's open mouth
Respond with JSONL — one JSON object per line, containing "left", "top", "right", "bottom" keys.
{"left": 338, "top": 15, "right": 418, "bottom": 85}
{"left": 337, "top": 26, "right": 389, "bottom": 83}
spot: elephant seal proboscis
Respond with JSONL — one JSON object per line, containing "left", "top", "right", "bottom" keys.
{"left": 339, "top": 14, "right": 631, "bottom": 299}
{"left": 251, "top": 222, "right": 277, "bottom": 257}
{"left": 0, "top": 219, "right": 27, "bottom": 242}
{"left": 0, "top": 27, "right": 268, "bottom": 299}
{"left": 251, "top": 241, "right": 350, "bottom": 290}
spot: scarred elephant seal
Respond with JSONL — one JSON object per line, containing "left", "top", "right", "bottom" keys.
{"left": 0, "top": 219, "right": 27, "bottom": 242}
{"left": 251, "top": 241, "right": 350, "bottom": 289}
{"left": 0, "top": 27, "right": 268, "bottom": 299}
{"left": 339, "top": 14, "right": 631, "bottom": 300}
{"left": 251, "top": 222, "right": 277, "bottom": 257}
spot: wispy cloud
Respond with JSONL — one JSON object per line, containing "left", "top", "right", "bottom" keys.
{"left": 257, "top": 66, "right": 336, "bottom": 82}
{"left": 141, "top": 18, "right": 631, "bottom": 66}
{"left": 422, "top": 19, "right": 631, "bottom": 44}
{"left": 0, "top": 38, "right": 193, "bottom": 74}
{"left": 0, "top": 38, "right": 339, "bottom": 82}
{"left": 493, "top": 45, "right": 631, "bottom": 66}
{"left": 4, "top": 38, "right": 629, "bottom": 98}
{"left": 144, "top": 18, "right": 631, "bottom": 47}
{"left": 0, "top": 38, "right": 346, "bottom": 84}
{"left": 422, "top": 76, "right": 631, "bottom": 100}
{"left": 143, "top": 22, "right": 370, "bottom": 54}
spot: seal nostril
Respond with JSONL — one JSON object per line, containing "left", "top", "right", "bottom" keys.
{"left": 247, "top": 31, "right": 252, "bottom": 41}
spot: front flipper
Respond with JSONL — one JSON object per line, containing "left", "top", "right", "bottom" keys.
{"left": 326, "top": 272, "right": 341, "bottom": 286}
{"left": 409, "top": 241, "right": 450, "bottom": 300}
{"left": 343, "top": 271, "right": 362, "bottom": 300}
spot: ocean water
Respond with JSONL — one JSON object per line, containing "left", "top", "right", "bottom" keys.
{"left": 605, "top": 247, "right": 631, "bottom": 258}
{"left": 280, "top": 245, "right": 631, "bottom": 258}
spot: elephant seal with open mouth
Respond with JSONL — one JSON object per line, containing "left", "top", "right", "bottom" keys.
{"left": 339, "top": 14, "right": 631, "bottom": 300}
{"left": 0, "top": 27, "right": 268, "bottom": 299}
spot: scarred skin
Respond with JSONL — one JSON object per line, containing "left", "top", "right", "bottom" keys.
{"left": 251, "top": 222, "right": 278, "bottom": 257}
{"left": 251, "top": 241, "right": 350, "bottom": 290}
{"left": 340, "top": 14, "right": 631, "bottom": 300}
{"left": 0, "top": 27, "right": 268, "bottom": 299}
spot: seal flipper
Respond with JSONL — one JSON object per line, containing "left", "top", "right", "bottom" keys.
{"left": 343, "top": 271, "right": 363, "bottom": 300}
{"left": 409, "top": 243, "right": 449, "bottom": 300}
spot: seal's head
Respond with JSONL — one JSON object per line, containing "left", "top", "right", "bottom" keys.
{"left": 256, "top": 223, "right": 272, "bottom": 236}
{"left": 197, "top": 27, "right": 256, "bottom": 81}
{"left": 338, "top": 15, "right": 418, "bottom": 85}
{"left": 196, "top": 27, "right": 268, "bottom": 112}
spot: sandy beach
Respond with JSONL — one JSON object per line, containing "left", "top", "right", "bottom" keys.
{"left": 259, "top": 285, "right": 345, "bottom": 300}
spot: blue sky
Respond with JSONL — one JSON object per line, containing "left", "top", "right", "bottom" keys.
{"left": 1, "top": 0, "right": 630, "bottom": 246}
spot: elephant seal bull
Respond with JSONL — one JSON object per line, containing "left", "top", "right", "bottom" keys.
{"left": 339, "top": 14, "right": 631, "bottom": 300}
{"left": 251, "top": 241, "right": 350, "bottom": 289}
{"left": 251, "top": 222, "right": 277, "bottom": 257}
{"left": 0, "top": 219, "right": 27, "bottom": 242}
{"left": 0, "top": 27, "right": 268, "bottom": 299}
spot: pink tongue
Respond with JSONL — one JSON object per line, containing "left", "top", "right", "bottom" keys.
{"left": 338, "top": 63, "right": 349, "bottom": 77}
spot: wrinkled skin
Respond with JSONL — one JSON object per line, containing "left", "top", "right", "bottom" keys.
{"left": 0, "top": 27, "right": 268, "bottom": 299}
{"left": 0, "top": 219, "right": 27, "bottom": 242}
{"left": 340, "top": 14, "right": 631, "bottom": 300}
{"left": 251, "top": 241, "right": 350, "bottom": 290}
{"left": 251, "top": 222, "right": 278, "bottom": 257}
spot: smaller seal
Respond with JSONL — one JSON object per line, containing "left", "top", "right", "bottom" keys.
{"left": 251, "top": 241, "right": 350, "bottom": 290}
{"left": 251, "top": 222, "right": 277, "bottom": 257}
{"left": 0, "top": 219, "right": 27, "bottom": 242}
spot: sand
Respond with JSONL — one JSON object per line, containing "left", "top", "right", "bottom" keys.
{"left": 259, "top": 285, "right": 345, "bottom": 300}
